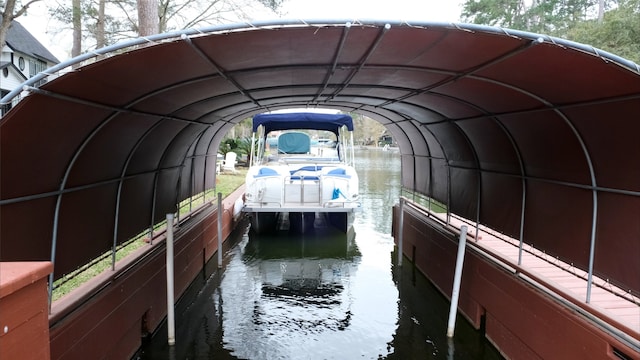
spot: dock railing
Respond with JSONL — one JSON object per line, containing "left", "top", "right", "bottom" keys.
{"left": 398, "top": 196, "right": 640, "bottom": 354}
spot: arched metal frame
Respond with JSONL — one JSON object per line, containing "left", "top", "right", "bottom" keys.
{"left": 0, "top": 20, "right": 638, "bottom": 308}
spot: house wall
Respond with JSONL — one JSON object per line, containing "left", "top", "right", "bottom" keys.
{"left": 0, "top": 47, "right": 13, "bottom": 62}
{"left": 0, "top": 68, "right": 26, "bottom": 92}
{"left": 1, "top": 50, "right": 27, "bottom": 93}
{"left": 1, "top": 46, "right": 57, "bottom": 94}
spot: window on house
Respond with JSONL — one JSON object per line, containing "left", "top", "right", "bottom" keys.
{"left": 29, "top": 59, "right": 48, "bottom": 87}
{"left": 18, "top": 57, "right": 25, "bottom": 71}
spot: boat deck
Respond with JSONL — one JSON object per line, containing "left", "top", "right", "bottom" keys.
{"left": 426, "top": 210, "right": 640, "bottom": 347}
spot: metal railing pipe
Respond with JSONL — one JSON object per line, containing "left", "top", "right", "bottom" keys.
{"left": 217, "top": 193, "right": 223, "bottom": 268}
{"left": 447, "top": 225, "right": 468, "bottom": 337}
{"left": 397, "top": 197, "right": 405, "bottom": 266}
{"left": 165, "top": 213, "right": 176, "bottom": 346}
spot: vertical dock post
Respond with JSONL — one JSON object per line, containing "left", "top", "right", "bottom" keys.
{"left": 166, "top": 213, "right": 176, "bottom": 346}
{"left": 447, "top": 225, "right": 468, "bottom": 338}
{"left": 397, "top": 197, "right": 405, "bottom": 267}
{"left": 217, "top": 193, "right": 223, "bottom": 268}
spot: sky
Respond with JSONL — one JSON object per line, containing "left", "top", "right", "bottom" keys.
{"left": 18, "top": 0, "right": 464, "bottom": 62}
{"left": 279, "top": 0, "right": 464, "bottom": 21}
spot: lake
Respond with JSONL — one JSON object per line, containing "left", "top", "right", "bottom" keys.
{"left": 135, "top": 148, "right": 503, "bottom": 359}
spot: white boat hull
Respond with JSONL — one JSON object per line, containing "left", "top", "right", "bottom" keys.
{"left": 244, "top": 164, "right": 360, "bottom": 234}
{"left": 242, "top": 112, "right": 361, "bottom": 234}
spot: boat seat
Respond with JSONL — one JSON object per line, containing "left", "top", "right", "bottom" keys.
{"left": 324, "top": 168, "right": 351, "bottom": 178}
{"left": 254, "top": 167, "right": 280, "bottom": 178}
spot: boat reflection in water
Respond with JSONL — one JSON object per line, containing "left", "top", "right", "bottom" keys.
{"left": 135, "top": 149, "right": 502, "bottom": 360}
{"left": 220, "top": 226, "right": 395, "bottom": 359}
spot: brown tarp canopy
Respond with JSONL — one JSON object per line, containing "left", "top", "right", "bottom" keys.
{"left": 0, "top": 20, "right": 638, "bottom": 296}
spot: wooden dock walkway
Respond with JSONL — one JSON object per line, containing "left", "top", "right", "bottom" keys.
{"left": 430, "top": 211, "right": 640, "bottom": 347}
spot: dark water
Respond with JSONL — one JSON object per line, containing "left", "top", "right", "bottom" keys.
{"left": 135, "top": 149, "right": 503, "bottom": 359}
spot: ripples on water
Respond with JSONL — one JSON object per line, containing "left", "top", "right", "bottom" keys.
{"left": 221, "top": 226, "right": 397, "bottom": 359}
{"left": 135, "top": 149, "right": 502, "bottom": 360}
{"left": 219, "top": 149, "right": 402, "bottom": 359}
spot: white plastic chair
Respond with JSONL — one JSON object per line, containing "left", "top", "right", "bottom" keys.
{"left": 221, "top": 151, "right": 238, "bottom": 173}
{"left": 216, "top": 153, "right": 223, "bottom": 174}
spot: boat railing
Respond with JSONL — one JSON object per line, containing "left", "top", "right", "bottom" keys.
{"left": 246, "top": 165, "right": 359, "bottom": 210}
{"left": 283, "top": 174, "right": 322, "bottom": 206}
{"left": 281, "top": 157, "right": 342, "bottom": 164}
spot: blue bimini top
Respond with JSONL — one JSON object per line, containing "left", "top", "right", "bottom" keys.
{"left": 252, "top": 112, "right": 354, "bottom": 134}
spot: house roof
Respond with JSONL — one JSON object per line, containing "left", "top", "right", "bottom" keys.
{"left": 0, "top": 20, "right": 638, "bottom": 298}
{"left": 5, "top": 19, "right": 59, "bottom": 64}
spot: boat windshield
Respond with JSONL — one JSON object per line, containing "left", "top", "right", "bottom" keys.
{"left": 249, "top": 112, "right": 354, "bottom": 167}
{"left": 278, "top": 132, "right": 310, "bottom": 154}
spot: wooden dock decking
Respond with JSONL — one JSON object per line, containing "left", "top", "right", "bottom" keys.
{"left": 429, "top": 212, "right": 640, "bottom": 347}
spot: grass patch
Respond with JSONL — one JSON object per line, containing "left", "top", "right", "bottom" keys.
{"left": 51, "top": 235, "right": 147, "bottom": 302}
{"left": 51, "top": 168, "right": 248, "bottom": 302}
{"left": 401, "top": 187, "right": 447, "bottom": 213}
{"left": 215, "top": 168, "right": 248, "bottom": 197}
{"left": 177, "top": 168, "right": 247, "bottom": 216}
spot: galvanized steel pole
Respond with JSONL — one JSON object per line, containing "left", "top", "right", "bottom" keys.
{"left": 217, "top": 193, "right": 223, "bottom": 268}
{"left": 447, "top": 225, "right": 468, "bottom": 338}
{"left": 165, "top": 214, "right": 176, "bottom": 346}
{"left": 397, "top": 197, "right": 405, "bottom": 267}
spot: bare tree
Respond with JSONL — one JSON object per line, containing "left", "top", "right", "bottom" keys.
{"left": 138, "top": 0, "right": 158, "bottom": 36}
{"left": 0, "top": 0, "right": 42, "bottom": 50}
{"left": 597, "top": 0, "right": 605, "bottom": 22}
{"left": 71, "top": 0, "right": 81, "bottom": 59}
{"left": 49, "top": 0, "right": 282, "bottom": 55}
{"left": 115, "top": 0, "right": 282, "bottom": 34}
{"left": 96, "top": 0, "right": 105, "bottom": 49}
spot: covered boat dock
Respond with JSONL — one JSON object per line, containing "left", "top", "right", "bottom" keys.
{"left": 0, "top": 20, "right": 638, "bottom": 359}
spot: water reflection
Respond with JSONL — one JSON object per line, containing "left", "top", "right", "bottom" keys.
{"left": 354, "top": 148, "right": 402, "bottom": 234}
{"left": 221, "top": 225, "right": 398, "bottom": 359}
{"left": 135, "top": 149, "right": 503, "bottom": 359}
